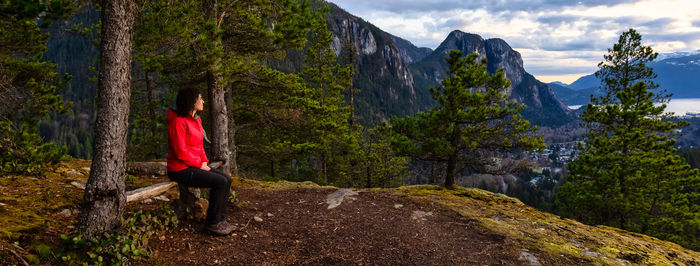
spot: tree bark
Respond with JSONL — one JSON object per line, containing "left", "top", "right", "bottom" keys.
{"left": 445, "top": 154, "right": 457, "bottom": 187}
{"left": 207, "top": 69, "right": 231, "bottom": 175}
{"left": 145, "top": 71, "right": 159, "bottom": 158}
{"left": 205, "top": 0, "right": 231, "bottom": 176}
{"left": 78, "top": 0, "right": 135, "bottom": 239}
{"left": 225, "top": 86, "right": 238, "bottom": 176}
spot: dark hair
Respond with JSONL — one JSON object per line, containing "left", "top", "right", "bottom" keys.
{"left": 175, "top": 87, "right": 200, "bottom": 117}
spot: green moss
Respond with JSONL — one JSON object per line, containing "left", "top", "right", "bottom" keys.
{"left": 382, "top": 184, "right": 700, "bottom": 265}
{"left": 0, "top": 160, "right": 89, "bottom": 240}
{"left": 2, "top": 162, "right": 698, "bottom": 265}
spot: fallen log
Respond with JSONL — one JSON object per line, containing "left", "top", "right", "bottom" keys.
{"left": 69, "top": 161, "right": 225, "bottom": 218}
{"left": 125, "top": 181, "right": 178, "bottom": 203}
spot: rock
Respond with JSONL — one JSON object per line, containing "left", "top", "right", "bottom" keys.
{"left": 175, "top": 185, "right": 208, "bottom": 221}
{"left": 518, "top": 249, "right": 541, "bottom": 266}
{"left": 57, "top": 209, "right": 72, "bottom": 217}
{"left": 66, "top": 169, "right": 83, "bottom": 176}
{"left": 394, "top": 204, "right": 403, "bottom": 209}
{"left": 254, "top": 216, "right": 263, "bottom": 222}
{"left": 71, "top": 181, "right": 86, "bottom": 190}
{"left": 410, "top": 210, "right": 433, "bottom": 221}
{"left": 326, "top": 189, "right": 358, "bottom": 209}
{"left": 581, "top": 250, "right": 601, "bottom": 258}
{"left": 155, "top": 195, "right": 170, "bottom": 202}
{"left": 266, "top": 212, "right": 274, "bottom": 217}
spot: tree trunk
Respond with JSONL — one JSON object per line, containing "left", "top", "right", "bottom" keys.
{"left": 225, "top": 86, "right": 238, "bottom": 176}
{"left": 145, "top": 71, "right": 159, "bottom": 158}
{"left": 365, "top": 164, "right": 371, "bottom": 188}
{"left": 322, "top": 154, "right": 328, "bottom": 183}
{"left": 445, "top": 154, "right": 457, "bottom": 187}
{"left": 205, "top": 0, "right": 231, "bottom": 176}
{"left": 207, "top": 70, "right": 231, "bottom": 175}
{"left": 78, "top": 0, "right": 135, "bottom": 239}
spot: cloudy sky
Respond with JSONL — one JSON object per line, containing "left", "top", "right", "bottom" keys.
{"left": 326, "top": 0, "right": 700, "bottom": 84}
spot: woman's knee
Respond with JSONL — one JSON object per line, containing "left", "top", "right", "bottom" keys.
{"left": 211, "top": 169, "right": 232, "bottom": 183}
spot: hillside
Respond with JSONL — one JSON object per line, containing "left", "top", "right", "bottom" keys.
{"left": 548, "top": 82, "right": 599, "bottom": 106}
{"left": 564, "top": 51, "right": 700, "bottom": 99}
{"left": 1, "top": 161, "right": 698, "bottom": 264}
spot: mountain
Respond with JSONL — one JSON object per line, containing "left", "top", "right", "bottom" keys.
{"left": 563, "top": 51, "right": 700, "bottom": 102}
{"left": 410, "top": 30, "right": 574, "bottom": 126}
{"left": 550, "top": 81, "right": 568, "bottom": 87}
{"left": 388, "top": 34, "right": 433, "bottom": 64}
{"left": 548, "top": 82, "right": 598, "bottom": 106}
{"left": 40, "top": 2, "right": 576, "bottom": 159}
{"left": 322, "top": 3, "right": 436, "bottom": 123}
{"left": 567, "top": 74, "right": 600, "bottom": 91}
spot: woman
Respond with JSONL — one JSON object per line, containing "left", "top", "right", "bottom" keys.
{"left": 167, "top": 87, "right": 235, "bottom": 236}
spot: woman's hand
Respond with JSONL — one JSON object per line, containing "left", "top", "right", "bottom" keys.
{"left": 201, "top": 162, "right": 211, "bottom": 171}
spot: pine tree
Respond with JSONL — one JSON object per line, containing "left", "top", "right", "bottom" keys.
{"left": 297, "top": 5, "right": 356, "bottom": 184}
{"left": 391, "top": 50, "right": 544, "bottom": 187}
{"left": 0, "top": 0, "right": 75, "bottom": 174}
{"left": 132, "top": 0, "right": 312, "bottom": 176}
{"left": 78, "top": 0, "right": 136, "bottom": 239}
{"left": 558, "top": 29, "right": 700, "bottom": 249}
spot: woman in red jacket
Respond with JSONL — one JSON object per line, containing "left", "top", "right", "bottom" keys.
{"left": 167, "top": 87, "right": 235, "bottom": 235}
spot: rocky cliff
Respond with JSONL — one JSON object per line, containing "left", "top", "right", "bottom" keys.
{"left": 323, "top": 3, "right": 435, "bottom": 123}
{"left": 410, "top": 30, "right": 574, "bottom": 126}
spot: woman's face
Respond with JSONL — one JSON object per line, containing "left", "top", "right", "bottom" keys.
{"left": 194, "top": 94, "right": 204, "bottom": 112}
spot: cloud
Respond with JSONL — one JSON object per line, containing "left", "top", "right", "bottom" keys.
{"left": 329, "top": 0, "right": 637, "bottom": 14}
{"left": 639, "top": 17, "right": 677, "bottom": 31}
{"left": 647, "top": 31, "right": 700, "bottom": 42}
{"left": 327, "top": 0, "right": 700, "bottom": 80}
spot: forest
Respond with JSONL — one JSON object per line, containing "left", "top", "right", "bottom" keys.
{"left": 1, "top": 0, "right": 699, "bottom": 264}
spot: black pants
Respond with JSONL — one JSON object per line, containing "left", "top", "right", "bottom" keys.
{"left": 168, "top": 167, "right": 232, "bottom": 225}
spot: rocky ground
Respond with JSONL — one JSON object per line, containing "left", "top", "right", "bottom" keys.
{"left": 146, "top": 187, "right": 527, "bottom": 265}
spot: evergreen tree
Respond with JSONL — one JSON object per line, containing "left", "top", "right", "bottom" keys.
{"left": 392, "top": 50, "right": 544, "bottom": 187}
{"left": 131, "top": 0, "right": 312, "bottom": 175}
{"left": 78, "top": 0, "right": 136, "bottom": 239}
{"left": 360, "top": 124, "right": 408, "bottom": 188}
{"left": 0, "top": 0, "right": 75, "bottom": 174}
{"left": 558, "top": 29, "right": 700, "bottom": 250}
{"left": 297, "top": 5, "right": 357, "bottom": 184}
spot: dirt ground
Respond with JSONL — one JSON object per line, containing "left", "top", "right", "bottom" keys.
{"left": 144, "top": 187, "right": 535, "bottom": 265}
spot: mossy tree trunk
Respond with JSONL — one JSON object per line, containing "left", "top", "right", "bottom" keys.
{"left": 78, "top": 0, "right": 135, "bottom": 239}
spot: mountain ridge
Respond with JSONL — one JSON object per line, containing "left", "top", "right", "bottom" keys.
{"left": 560, "top": 51, "right": 700, "bottom": 103}
{"left": 409, "top": 29, "right": 574, "bottom": 126}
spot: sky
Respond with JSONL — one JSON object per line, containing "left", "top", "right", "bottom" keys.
{"left": 326, "top": 0, "right": 700, "bottom": 84}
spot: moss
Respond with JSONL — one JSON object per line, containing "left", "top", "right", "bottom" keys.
{"left": 0, "top": 160, "right": 88, "bottom": 239}
{"left": 2, "top": 163, "right": 699, "bottom": 265}
{"left": 382, "top": 184, "right": 700, "bottom": 265}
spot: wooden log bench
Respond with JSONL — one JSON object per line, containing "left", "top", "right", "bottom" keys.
{"left": 74, "top": 161, "right": 225, "bottom": 221}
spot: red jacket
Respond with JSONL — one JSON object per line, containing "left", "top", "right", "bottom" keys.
{"left": 167, "top": 109, "right": 208, "bottom": 172}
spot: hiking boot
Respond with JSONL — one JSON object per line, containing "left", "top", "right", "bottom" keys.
{"left": 206, "top": 220, "right": 236, "bottom": 236}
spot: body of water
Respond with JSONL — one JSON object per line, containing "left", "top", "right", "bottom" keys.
{"left": 568, "top": 98, "right": 700, "bottom": 116}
